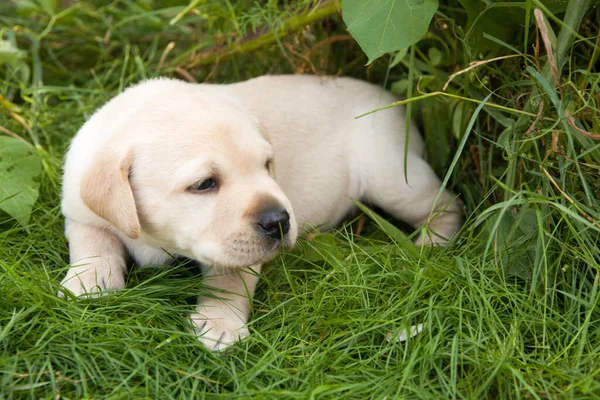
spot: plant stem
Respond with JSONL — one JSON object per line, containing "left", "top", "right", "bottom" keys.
{"left": 534, "top": 0, "right": 591, "bottom": 83}
{"left": 356, "top": 91, "right": 542, "bottom": 119}
{"left": 186, "top": 0, "right": 341, "bottom": 68}
{"left": 524, "top": 0, "right": 591, "bottom": 111}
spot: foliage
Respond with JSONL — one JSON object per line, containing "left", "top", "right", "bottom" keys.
{"left": 1, "top": 0, "right": 600, "bottom": 398}
{"left": 342, "top": 0, "right": 439, "bottom": 64}
{"left": 0, "top": 137, "right": 42, "bottom": 225}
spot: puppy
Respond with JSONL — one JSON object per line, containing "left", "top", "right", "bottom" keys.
{"left": 60, "top": 75, "right": 462, "bottom": 350}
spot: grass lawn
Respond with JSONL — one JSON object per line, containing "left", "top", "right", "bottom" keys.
{"left": 1, "top": 1, "right": 600, "bottom": 398}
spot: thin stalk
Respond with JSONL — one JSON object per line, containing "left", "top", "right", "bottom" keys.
{"left": 404, "top": 45, "right": 416, "bottom": 184}
{"left": 186, "top": 0, "right": 340, "bottom": 68}
{"left": 522, "top": 0, "right": 591, "bottom": 115}
{"left": 356, "top": 91, "right": 543, "bottom": 119}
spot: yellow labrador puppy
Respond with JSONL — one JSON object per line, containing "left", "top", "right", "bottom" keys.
{"left": 60, "top": 75, "right": 462, "bottom": 350}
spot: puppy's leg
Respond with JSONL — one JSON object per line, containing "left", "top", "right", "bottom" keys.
{"left": 191, "top": 265, "right": 260, "bottom": 351}
{"left": 365, "top": 153, "right": 462, "bottom": 245}
{"left": 60, "top": 218, "right": 127, "bottom": 296}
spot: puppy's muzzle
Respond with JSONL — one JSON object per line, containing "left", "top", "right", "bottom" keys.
{"left": 256, "top": 208, "right": 290, "bottom": 239}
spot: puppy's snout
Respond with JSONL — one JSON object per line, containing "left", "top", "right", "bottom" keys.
{"left": 257, "top": 208, "right": 290, "bottom": 239}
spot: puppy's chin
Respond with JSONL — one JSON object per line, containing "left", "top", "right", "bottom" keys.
{"left": 194, "top": 237, "right": 296, "bottom": 269}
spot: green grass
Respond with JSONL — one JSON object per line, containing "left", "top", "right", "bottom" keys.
{"left": 1, "top": 0, "right": 600, "bottom": 398}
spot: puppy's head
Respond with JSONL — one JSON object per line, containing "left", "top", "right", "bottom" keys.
{"left": 81, "top": 88, "right": 298, "bottom": 268}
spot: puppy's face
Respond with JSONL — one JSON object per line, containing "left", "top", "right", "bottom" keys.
{"left": 84, "top": 94, "right": 297, "bottom": 268}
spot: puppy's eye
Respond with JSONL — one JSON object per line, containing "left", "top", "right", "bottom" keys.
{"left": 189, "top": 178, "right": 218, "bottom": 192}
{"left": 265, "top": 159, "right": 273, "bottom": 171}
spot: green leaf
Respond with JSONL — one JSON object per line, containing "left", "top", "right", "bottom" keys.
{"left": 421, "top": 97, "right": 451, "bottom": 175}
{"left": 390, "top": 78, "right": 410, "bottom": 96}
{"left": 303, "top": 233, "right": 344, "bottom": 266}
{"left": 479, "top": 206, "right": 538, "bottom": 280}
{"left": 458, "top": 0, "right": 525, "bottom": 56}
{"left": 342, "top": 0, "right": 439, "bottom": 64}
{"left": 38, "top": 0, "right": 57, "bottom": 14}
{"left": 451, "top": 101, "right": 472, "bottom": 140}
{"left": 389, "top": 48, "right": 408, "bottom": 68}
{"left": 0, "top": 137, "right": 42, "bottom": 225}
{"left": 15, "top": 0, "right": 56, "bottom": 16}
{"left": 427, "top": 47, "right": 442, "bottom": 66}
{"left": 353, "top": 200, "right": 420, "bottom": 258}
{"left": 0, "top": 40, "right": 27, "bottom": 67}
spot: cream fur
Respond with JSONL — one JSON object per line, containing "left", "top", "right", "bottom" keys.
{"left": 60, "top": 75, "right": 462, "bottom": 351}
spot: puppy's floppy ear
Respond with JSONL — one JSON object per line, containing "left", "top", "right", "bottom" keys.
{"left": 81, "top": 147, "right": 140, "bottom": 239}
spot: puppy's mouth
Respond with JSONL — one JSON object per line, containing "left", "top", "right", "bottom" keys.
{"left": 192, "top": 205, "right": 297, "bottom": 268}
{"left": 215, "top": 233, "right": 294, "bottom": 268}
{"left": 229, "top": 205, "right": 295, "bottom": 265}
{"left": 263, "top": 235, "right": 296, "bottom": 255}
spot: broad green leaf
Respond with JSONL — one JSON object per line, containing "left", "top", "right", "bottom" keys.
{"left": 342, "top": 0, "right": 439, "bottom": 64}
{"left": 0, "top": 137, "right": 43, "bottom": 225}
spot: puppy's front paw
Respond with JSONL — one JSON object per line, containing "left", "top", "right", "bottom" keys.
{"left": 59, "top": 265, "right": 125, "bottom": 297}
{"left": 191, "top": 310, "right": 249, "bottom": 351}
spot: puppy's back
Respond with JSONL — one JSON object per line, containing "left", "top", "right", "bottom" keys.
{"left": 227, "top": 75, "right": 424, "bottom": 154}
{"left": 225, "top": 75, "right": 425, "bottom": 229}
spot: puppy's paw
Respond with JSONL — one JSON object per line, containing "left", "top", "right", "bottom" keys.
{"left": 59, "top": 266, "right": 125, "bottom": 298}
{"left": 415, "top": 197, "right": 463, "bottom": 247}
{"left": 414, "top": 231, "right": 449, "bottom": 247}
{"left": 191, "top": 310, "right": 249, "bottom": 352}
{"left": 414, "top": 210, "right": 463, "bottom": 247}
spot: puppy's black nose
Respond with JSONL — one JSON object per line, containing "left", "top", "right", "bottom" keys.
{"left": 257, "top": 208, "right": 290, "bottom": 239}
